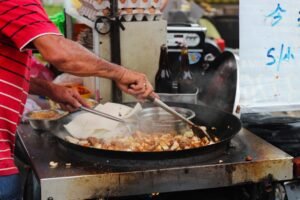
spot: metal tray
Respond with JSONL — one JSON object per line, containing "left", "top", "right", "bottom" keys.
{"left": 25, "top": 109, "right": 68, "bottom": 131}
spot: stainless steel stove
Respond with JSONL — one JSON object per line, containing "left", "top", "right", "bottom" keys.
{"left": 17, "top": 124, "right": 293, "bottom": 200}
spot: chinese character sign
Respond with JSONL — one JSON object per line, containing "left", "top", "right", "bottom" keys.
{"left": 240, "top": 0, "right": 300, "bottom": 113}
{"left": 266, "top": 3, "right": 286, "bottom": 27}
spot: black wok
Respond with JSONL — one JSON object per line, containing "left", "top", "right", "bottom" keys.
{"left": 49, "top": 102, "right": 242, "bottom": 159}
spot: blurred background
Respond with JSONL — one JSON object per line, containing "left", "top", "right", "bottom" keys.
{"left": 42, "top": 0, "right": 239, "bottom": 49}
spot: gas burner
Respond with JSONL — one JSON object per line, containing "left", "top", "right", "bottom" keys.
{"left": 17, "top": 124, "right": 293, "bottom": 200}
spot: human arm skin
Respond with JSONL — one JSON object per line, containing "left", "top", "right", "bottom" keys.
{"left": 29, "top": 77, "right": 90, "bottom": 112}
{"left": 32, "top": 35, "right": 156, "bottom": 100}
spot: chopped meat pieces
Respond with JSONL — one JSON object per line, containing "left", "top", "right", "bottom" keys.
{"left": 67, "top": 130, "right": 214, "bottom": 152}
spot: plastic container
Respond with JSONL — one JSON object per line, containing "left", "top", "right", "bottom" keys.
{"left": 86, "top": 99, "right": 99, "bottom": 108}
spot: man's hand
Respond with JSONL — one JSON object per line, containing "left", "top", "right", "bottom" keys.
{"left": 115, "top": 68, "right": 158, "bottom": 100}
{"left": 49, "top": 84, "right": 90, "bottom": 112}
{"left": 30, "top": 78, "right": 90, "bottom": 112}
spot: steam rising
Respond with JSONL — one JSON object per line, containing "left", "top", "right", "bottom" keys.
{"left": 64, "top": 102, "right": 142, "bottom": 141}
{"left": 64, "top": 103, "right": 194, "bottom": 143}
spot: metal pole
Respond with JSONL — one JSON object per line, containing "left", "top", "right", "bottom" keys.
{"left": 110, "top": 0, "right": 123, "bottom": 103}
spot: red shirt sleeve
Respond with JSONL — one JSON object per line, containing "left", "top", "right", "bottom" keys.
{"left": 0, "top": 0, "right": 61, "bottom": 51}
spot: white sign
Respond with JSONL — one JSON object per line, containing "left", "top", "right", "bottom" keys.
{"left": 240, "top": 1, "right": 300, "bottom": 113}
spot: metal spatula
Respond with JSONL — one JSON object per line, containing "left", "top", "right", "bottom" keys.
{"left": 80, "top": 106, "right": 126, "bottom": 123}
{"left": 147, "top": 96, "right": 215, "bottom": 143}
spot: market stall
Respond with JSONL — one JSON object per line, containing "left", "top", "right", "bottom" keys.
{"left": 16, "top": 0, "right": 300, "bottom": 199}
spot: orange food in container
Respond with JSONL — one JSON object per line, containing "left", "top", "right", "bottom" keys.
{"left": 65, "top": 84, "right": 92, "bottom": 99}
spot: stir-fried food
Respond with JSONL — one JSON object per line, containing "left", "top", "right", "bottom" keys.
{"left": 65, "top": 130, "right": 215, "bottom": 152}
{"left": 29, "top": 110, "right": 63, "bottom": 120}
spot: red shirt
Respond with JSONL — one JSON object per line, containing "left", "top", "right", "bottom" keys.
{"left": 0, "top": 0, "right": 60, "bottom": 176}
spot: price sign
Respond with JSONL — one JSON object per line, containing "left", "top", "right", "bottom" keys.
{"left": 240, "top": 0, "right": 300, "bottom": 113}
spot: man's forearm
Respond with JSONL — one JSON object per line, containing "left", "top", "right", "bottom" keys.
{"left": 33, "top": 35, "right": 126, "bottom": 81}
{"left": 29, "top": 77, "right": 55, "bottom": 97}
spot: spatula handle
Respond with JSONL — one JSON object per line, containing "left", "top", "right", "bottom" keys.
{"left": 147, "top": 96, "right": 194, "bottom": 127}
{"left": 80, "top": 106, "right": 125, "bottom": 123}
